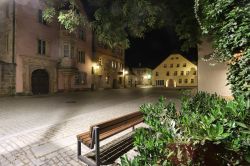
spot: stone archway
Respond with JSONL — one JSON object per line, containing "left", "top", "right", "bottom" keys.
{"left": 31, "top": 69, "right": 49, "bottom": 94}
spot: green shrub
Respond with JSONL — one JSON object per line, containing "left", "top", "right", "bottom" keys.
{"left": 121, "top": 92, "right": 250, "bottom": 165}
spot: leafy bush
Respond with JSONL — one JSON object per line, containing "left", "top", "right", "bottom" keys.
{"left": 121, "top": 92, "right": 250, "bottom": 165}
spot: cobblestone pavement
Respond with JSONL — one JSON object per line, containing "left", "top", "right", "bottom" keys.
{"left": 0, "top": 88, "right": 181, "bottom": 166}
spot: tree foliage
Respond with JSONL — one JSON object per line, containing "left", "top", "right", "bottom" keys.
{"left": 195, "top": 0, "right": 250, "bottom": 107}
{"left": 43, "top": 0, "right": 200, "bottom": 50}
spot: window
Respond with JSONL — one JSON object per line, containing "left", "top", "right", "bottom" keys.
{"left": 79, "top": 29, "right": 86, "bottom": 41}
{"left": 191, "top": 79, "right": 194, "bottom": 83}
{"left": 193, "top": 71, "right": 197, "bottom": 75}
{"left": 186, "top": 71, "right": 190, "bottom": 75}
{"left": 78, "top": 51, "right": 85, "bottom": 63}
{"left": 38, "top": 39, "right": 46, "bottom": 55}
{"left": 176, "top": 57, "right": 179, "bottom": 59}
{"left": 63, "top": 44, "right": 70, "bottom": 57}
{"left": 184, "top": 79, "right": 188, "bottom": 83}
{"left": 71, "top": 46, "right": 74, "bottom": 57}
{"left": 181, "top": 71, "right": 184, "bottom": 76}
{"left": 183, "top": 63, "right": 187, "bottom": 67}
{"left": 171, "top": 57, "right": 174, "bottom": 60}
{"left": 156, "top": 80, "right": 164, "bottom": 86}
{"left": 170, "top": 64, "right": 173, "bottom": 68}
{"left": 177, "top": 64, "right": 180, "bottom": 67}
{"left": 174, "top": 71, "right": 178, "bottom": 76}
{"left": 179, "top": 79, "right": 182, "bottom": 84}
{"left": 75, "top": 72, "right": 87, "bottom": 85}
{"left": 38, "top": 9, "right": 46, "bottom": 25}
{"left": 155, "top": 72, "right": 159, "bottom": 76}
{"left": 166, "top": 71, "right": 170, "bottom": 76}
{"left": 164, "top": 64, "right": 167, "bottom": 68}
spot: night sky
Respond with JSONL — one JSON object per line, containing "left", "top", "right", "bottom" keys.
{"left": 125, "top": 27, "right": 198, "bottom": 69}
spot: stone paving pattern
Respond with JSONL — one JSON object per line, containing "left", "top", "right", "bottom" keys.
{"left": 0, "top": 88, "right": 181, "bottom": 166}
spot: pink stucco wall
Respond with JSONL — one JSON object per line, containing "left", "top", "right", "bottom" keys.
{"left": 14, "top": 0, "right": 93, "bottom": 93}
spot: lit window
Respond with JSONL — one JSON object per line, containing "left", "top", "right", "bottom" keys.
{"left": 38, "top": 39, "right": 46, "bottom": 55}
{"left": 174, "top": 71, "right": 178, "bottom": 76}
{"left": 181, "top": 71, "right": 184, "bottom": 76}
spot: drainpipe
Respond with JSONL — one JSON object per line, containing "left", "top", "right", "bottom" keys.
{"left": 11, "top": 0, "right": 16, "bottom": 95}
{"left": 12, "top": 0, "right": 15, "bottom": 64}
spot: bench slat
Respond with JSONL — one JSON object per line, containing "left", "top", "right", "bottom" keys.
{"left": 99, "top": 117, "right": 143, "bottom": 141}
{"left": 91, "top": 111, "right": 143, "bottom": 130}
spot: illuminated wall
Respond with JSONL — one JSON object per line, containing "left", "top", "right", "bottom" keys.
{"left": 198, "top": 39, "right": 232, "bottom": 97}
{"left": 152, "top": 54, "right": 197, "bottom": 87}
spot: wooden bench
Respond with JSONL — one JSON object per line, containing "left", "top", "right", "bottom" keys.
{"left": 77, "top": 111, "right": 143, "bottom": 166}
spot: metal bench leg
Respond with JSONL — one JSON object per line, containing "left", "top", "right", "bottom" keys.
{"left": 77, "top": 140, "right": 81, "bottom": 157}
{"left": 94, "top": 127, "right": 100, "bottom": 166}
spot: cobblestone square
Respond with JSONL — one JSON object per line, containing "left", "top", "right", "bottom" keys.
{"left": 0, "top": 88, "right": 181, "bottom": 166}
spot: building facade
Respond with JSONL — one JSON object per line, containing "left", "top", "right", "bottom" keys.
{"left": 0, "top": 0, "right": 93, "bottom": 95}
{"left": 92, "top": 41, "right": 125, "bottom": 89}
{"left": 198, "top": 38, "right": 232, "bottom": 98}
{"left": 132, "top": 68, "right": 152, "bottom": 86}
{"left": 152, "top": 54, "right": 197, "bottom": 88}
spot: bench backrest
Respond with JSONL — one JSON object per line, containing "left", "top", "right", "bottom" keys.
{"left": 90, "top": 111, "right": 143, "bottom": 142}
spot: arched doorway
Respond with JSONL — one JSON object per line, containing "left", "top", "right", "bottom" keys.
{"left": 167, "top": 79, "right": 175, "bottom": 88}
{"left": 31, "top": 69, "right": 49, "bottom": 94}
